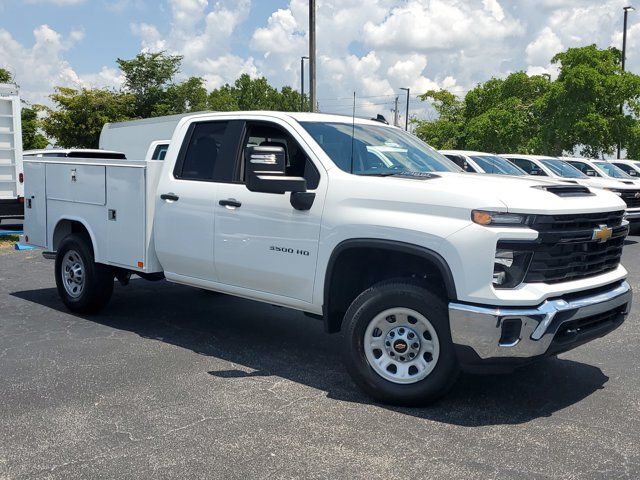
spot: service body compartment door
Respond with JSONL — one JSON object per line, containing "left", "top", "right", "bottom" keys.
{"left": 106, "top": 166, "right": 146, "bottom": 268}
{"left": 23, "top": 162, "right": 47, "bottom": 247}
{"left": 46, "top": 164, "right": 106, "bottom": 205}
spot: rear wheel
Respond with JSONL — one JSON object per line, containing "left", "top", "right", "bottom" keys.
{"left": 342, "top": 280, "right": 459, "bottom": 406}
{"left": 55, "top": 234, "right": 114, "bottom": 314}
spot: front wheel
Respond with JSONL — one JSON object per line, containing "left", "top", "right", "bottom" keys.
{"left": 342, "top": 280, "right": 459, "bottom": 406}
{"left": 55, "top": 234, "right": 114, "bottom": 314}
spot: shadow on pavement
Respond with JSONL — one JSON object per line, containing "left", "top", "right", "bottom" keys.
{"left": 12, "top": 279, "right": 609, "bottom": 427}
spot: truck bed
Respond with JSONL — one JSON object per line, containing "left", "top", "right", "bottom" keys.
{"left": 23, "top": 157, "right": 164, "bottom": 273}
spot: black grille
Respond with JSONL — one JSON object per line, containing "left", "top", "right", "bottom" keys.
{"left": 553, "top": 305, "right": 627, "bottom": 345}
{"left": 618, "top": 189, "right": 640, "bottom": 208}
{"left": 499, "top": 210, "right": 628, "bottom": 284}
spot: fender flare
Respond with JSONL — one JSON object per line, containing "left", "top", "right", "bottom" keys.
{"left": 322, "top": 238, "right": 458, "bottom": 331}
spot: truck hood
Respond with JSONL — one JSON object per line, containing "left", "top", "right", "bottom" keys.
{"left": 371, "top": 172, "right": 627, "bottom": 215}
{"left": 573, "top": 177, "right": 640, "bottom": 190}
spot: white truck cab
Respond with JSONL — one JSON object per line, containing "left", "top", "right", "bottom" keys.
{"left": 439, "top": 150, "right": 527, "bottom": 176}
{"left": 23, "top": 112, "right": 633, "bottom": 405}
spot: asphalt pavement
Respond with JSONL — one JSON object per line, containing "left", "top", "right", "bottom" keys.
{"left": 0, "top": 228, "right": 639, "bottom": 479}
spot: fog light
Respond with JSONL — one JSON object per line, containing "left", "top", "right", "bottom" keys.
{"left": 493, "top": 247, "right": 532, "bottom": 288}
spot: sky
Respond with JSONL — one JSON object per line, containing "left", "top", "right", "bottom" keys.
{"left": 1, "top": 0, "right": 639, "bottom": 122}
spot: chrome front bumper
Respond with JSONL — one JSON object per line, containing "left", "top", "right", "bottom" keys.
{"left": 625, "top": 208, "right": 640, "bottom": 220}
{"left": 449, "top": 281, "right": 632, "bottom": 362}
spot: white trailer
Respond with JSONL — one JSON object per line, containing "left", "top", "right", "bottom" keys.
{"left": 99, "top": 112, "right": 196, "bottom": 161}
{"left": 0, "top": 83, "right": 24, "bottom": 221}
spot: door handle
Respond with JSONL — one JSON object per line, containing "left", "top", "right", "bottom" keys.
{"left": 161, "top": 193, "right": 179, "bottom": 201}
{"left": 219, "top": 199, "right": 242, "bottom": 208}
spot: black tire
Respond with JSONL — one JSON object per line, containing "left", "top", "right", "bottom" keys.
{"left": 342, "top": 280, "right": 459, "bottom": 406}
{"left": 55, "top": 234, "right": 114, "bottom": 314}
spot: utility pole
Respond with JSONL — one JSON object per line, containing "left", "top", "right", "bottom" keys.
{"left": 393, "top": 96, "right": 399, "bottom": 126}
{"left": 400, "top": 87, "right": 410, "bottom": 131}
{"left": 309, "top": 0, "right": 317, "bottom": 112}
{"left": 618, "top": 6, "right": 635, "bottom": 159}
{"left": 300, "top": 56, "right": 309, "bottom": 111}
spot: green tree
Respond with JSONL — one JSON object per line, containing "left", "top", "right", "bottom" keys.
{"left": 117, "top": 51, "right": 183, "bottom": 118}
{"left": 21, "top": 107, "right": 48, "bottom": 150}
{"left": 415, "top": 45, "right": 640, "bottom": 157}
{"left": 40, "top": 87, "right": 134, "bottom": 148}
{"left": 414, "top": 90, "right": 464, "bottom": 149}
{"left": 539, "top": 45, "right": 640, "bottom": 157}
{"left": 0, "top": 68, "right": 13, "bottom": 84}
{"left": 207, "top": 74, "right": 307, "bottom": 112}
{"left": 154, "top": 76, "right": 209, "bottom": 116}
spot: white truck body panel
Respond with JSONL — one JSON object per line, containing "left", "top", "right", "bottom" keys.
{"left": 0, "top": 84, "right": 23, "bottom": 201}
{"left": 23, "top": 157, "right": 163, "bottom": 273}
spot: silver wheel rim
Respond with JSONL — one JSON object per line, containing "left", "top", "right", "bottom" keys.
{"left": 364, "top": 307, "right": 440, "bottom": 384}
{"left": 62, "top": 250, "right": 85, "bottom": 298}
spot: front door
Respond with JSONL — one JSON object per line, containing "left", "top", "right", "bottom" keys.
{"left": 214, "top": 120, "right": 326, "bottom": 302}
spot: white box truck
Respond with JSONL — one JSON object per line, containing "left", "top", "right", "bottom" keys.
{"left": 24, "top": 111, "right": 633, "bottom": 405}
{"left": 0, "top": 83, "right": 24, "bottom": 222}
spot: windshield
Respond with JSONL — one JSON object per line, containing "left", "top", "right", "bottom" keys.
{"left": 300, "top": 122, "right": 460, "bottom": 175}
{"left": 540, "top": 159, "right": 588, "bottom": 178}
{"left": 469, "top": 155, "right": 526, "bottom": 175}
{"left": 594, "top": 161, "right": 633, "bottom": 179}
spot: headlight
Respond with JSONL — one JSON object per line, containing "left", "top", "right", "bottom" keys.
{"left": 472, "top": 210, "right": 529, "bottom": 226}
{"left": 493, "top": 248, "right": 532, "bottom": 288}
{"left": 603, "top": 188, "right": 623, "bottom": 197}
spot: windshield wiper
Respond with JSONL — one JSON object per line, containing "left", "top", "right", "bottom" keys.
{"left": 357, "top": 171, "right": 439, "bottom": 179}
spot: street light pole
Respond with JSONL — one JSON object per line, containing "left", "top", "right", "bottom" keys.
{"left": 309, "top": 0, "right": 317, "bottom": 112}
{"left": 400, "top": 88, "right": 410, "bottom": 131}
{"left": 300, "top": 56, "right": 309, "bottom": 111}
{"left": 619, "top": 6, "right": 635, "bottom": 159}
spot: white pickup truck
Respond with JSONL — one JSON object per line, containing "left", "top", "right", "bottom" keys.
{"left": 23, "top": 111, "right": 633, "bottom": 405}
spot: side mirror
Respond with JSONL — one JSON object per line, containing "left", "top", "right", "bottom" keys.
{"left": 586, "top": 170, "right": 596, "bottom": 177}
{"left": 245, "top": 145, "right": 307, "bottom": 194}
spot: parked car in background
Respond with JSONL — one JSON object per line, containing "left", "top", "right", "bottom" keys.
{"left": 100, "top": 112, "right": 195, "bottom": 161}
{"left": 23, "top": 111, "right": 634, "bottom": 405}
{"left": 563, "top": 157, "right": 639, "bottom": 185}
{"left": 503, "top": 154, "right": 640, "bottom": 229}
{"left": 610, "top": 159, "right": 640, "bottom": 177}
{"left": 439, "top": 150, "right": 527, "bottom": 176}
{"left": 146, "top": 140, "right": 170, "bottom": 161}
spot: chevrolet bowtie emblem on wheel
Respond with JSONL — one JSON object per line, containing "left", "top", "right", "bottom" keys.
{"left": 592, "top": 225, "right": 613, "bottom": 243}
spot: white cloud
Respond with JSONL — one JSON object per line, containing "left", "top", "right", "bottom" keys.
{"left": 6, "top": 0, "right": 640, "bottom": 121}
{"left": 23, "top": 0, "right": 86, "bottom": 5}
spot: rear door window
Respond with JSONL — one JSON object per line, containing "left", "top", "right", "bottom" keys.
{"left": 174, "top": 120, "right": 243, "bottom": 182}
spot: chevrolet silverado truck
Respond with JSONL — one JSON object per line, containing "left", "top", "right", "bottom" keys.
{"left": 23, "top": 112, "right": 633, "bottom": 405}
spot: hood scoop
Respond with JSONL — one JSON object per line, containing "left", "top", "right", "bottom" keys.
{"left": 621, "top": 180, "right": 635, "bottom": 185}
{"left": 534, "top": 185, "right": 593, "bottom": 197}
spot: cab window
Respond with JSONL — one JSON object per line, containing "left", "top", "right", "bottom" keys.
{"left": 567, "top": 161, "right": 600, "bottom": 177}
{"left": 241, "top": 122, "right": 320, "bottom": 189}
{"left": 444, "top": 154, "right": 475, "bottom": 172}
{"left": 509, "top": 158, "right": 547, "bottom": 176}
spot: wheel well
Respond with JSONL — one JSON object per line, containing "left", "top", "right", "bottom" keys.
{"left": 52, "top": 220, "right": 93, "bottom": 253}
{"left": 324, "top": 243, "right": 455, "bottom": 334}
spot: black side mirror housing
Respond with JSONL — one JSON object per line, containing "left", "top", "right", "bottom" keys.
{"left": 245, "top": 145, "right": 308, "bottom": 194}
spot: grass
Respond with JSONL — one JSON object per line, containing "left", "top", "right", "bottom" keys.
{"left": 0, "top": 235, "right": 19, "bottom": 249}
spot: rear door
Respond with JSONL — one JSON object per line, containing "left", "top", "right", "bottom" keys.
{"left": 154, "top": 120, "right": 243, "bottom": 281}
